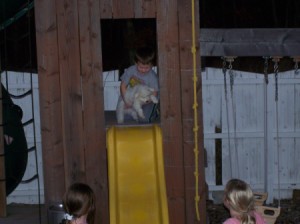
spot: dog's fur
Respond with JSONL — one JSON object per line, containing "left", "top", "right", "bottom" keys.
{"left": 116, "top": 84, "right": 158, "bottom": 124}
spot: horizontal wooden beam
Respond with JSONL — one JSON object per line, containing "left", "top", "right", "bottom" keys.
{"left": 200, "top": 29, "right": 300, "bottom": 57}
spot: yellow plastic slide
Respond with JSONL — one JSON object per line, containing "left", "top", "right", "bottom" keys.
{"left": 106, "top": 125, "right": 169, "bottom": 224}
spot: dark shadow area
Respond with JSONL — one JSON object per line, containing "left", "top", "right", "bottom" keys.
{"left": 0, "top": 204, "right": 46, "bottom": 224}
{"left": 200, "top": 0, "right": 300, "bottom": 28}
{"left": 1, "top": 1, "right": 299, "bottom": 72}
{"left": 0, "top": 6, "right": 37, "bottom": 73}
{"left": 202, "top": 57, "right": 296, "bottom": 74}
{"left": 101, "top": 18, "right": 157, "bottom": 72}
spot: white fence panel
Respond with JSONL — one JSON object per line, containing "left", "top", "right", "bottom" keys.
{"left": 103, "top": 70, "right": 120, "bottom": 111}
{"left": 202, "top": 68, "right": 300, "bottom": 202}
{"left": 202, "top": 68, "right": 266, "bottom": 191}
{"left": 268, "top": 71, "right": 300, "bottom": 200}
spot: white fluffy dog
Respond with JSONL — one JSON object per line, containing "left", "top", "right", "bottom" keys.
{"left": 116, "top": 84, "right": 158, "bottom": 124}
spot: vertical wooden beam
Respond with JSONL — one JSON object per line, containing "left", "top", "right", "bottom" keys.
{"left": 0, "top": 84, "right": 6, "bottom": 217}
{"left": 56, "top": 0, "right": 85, "bottom": 185}
{"left": 35, "top": 0, "right": 66, "bottom": 206}
{"left": 78, "top": 0, "right": 108, "bottom": 223}
{"left": 157, "top": 0, "right": 186, "bottom": 223}
{"left": 178, "top": 0, "right": 207, "bottom": 223}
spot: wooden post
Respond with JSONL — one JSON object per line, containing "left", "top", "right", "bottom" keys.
{"left": 0, "top": 83, "right": 7, "bottom": 217}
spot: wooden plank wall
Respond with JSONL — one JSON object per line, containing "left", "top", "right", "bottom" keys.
{"left": 77, "top": 0, "right": 108, "bottom": 222}
{"left": 156, "top": 0, "right": 186, "bottom": 222}
{"left": 35, "top": 0, "right": 65, "bottom": 208}
{"left": 35, "top": 0, "right": 206, "bottom": 223}
{"left": 177, "top": 1, "right": 207, "bottom": 223}
{"left": 35, "top": 0, "right": 107, "bottom": 223}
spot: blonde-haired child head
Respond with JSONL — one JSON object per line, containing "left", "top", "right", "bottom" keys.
{"left": 223, "top": 179, "right": 256, "bottom": 224}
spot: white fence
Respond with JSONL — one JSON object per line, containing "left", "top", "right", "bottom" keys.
{"left": 203, "top": 68, "right": 300, "bottom": 203}
{"left": 103, "top": 70, "right": 120, "bottom": 111}
{"left": 3, "top": 67, "right": 300, "bottom": 204}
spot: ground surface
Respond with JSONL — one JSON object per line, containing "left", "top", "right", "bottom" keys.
{"left": 0, "top": 203, "right": 46, "bottom": 224}
{"left": 207, "top": 199, "right": 300, "bottom": 224}
{"left": 1, "top": 200, "right": 300, "bottom": 224}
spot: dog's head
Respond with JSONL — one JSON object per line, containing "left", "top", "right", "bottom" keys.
{"left": 134, "top": 85, "right": 158, "bottom": 104}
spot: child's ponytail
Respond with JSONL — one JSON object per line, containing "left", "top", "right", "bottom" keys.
{"left": 240, "top": 212, "right": 256, "bottom": 224}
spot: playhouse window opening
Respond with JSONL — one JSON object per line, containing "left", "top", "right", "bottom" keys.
{"left": 100, "top": 18, "right": 159, "bottom": 125}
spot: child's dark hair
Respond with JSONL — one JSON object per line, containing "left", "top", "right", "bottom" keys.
{"left": 62, "top": 182, "right": 95, "bottom": 224}
{"left": 134, "top": 47, "right": 155, "bottom": 65}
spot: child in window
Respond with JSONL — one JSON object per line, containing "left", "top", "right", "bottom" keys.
{"left": 62, "top": 182, "right": 95, "bottom": 224}
{"left": 119, "top": 46, "right": 159, "bottom": 123}
{"left": 223, "top": 179, "right": 266, "bottom": 224}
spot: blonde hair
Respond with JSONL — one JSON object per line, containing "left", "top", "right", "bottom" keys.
{"left": 63, "top": 182, "right": 95, "bottom": 224}
{"left": 224, "top": 179, "right": 256, "bottom": 224}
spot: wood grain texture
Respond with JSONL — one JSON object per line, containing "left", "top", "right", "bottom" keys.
{"left": 112, "top": 0, "right": 134, "bottom": 18}
{"left": 56, "top": 0, "right": 86, "bottom": 186}
{"left": 156, "top": 0, "right": 186, "bottom": 223}
{"left": 178, "top": 0, "right": 207, "bottom": 222}
{"left": 78, "top": 0, "right": 108, "bottom": 222}
{"left": 35, "top": 0, "right": 66, "bottom": 205}
{"left": 35, "top": 0, "right": 206, "bottom": 223}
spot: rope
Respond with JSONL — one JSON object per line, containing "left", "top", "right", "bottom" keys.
{"left": 275, "top": 91, "right": 281, "bottom": 208}
{"left": 222, "top": 58, "right": 233, "bottom": 177}
{"left": 263, "top": 57, "right": 269, "bottom": 193}
{"left": 191, "top": 0, "right": 200, "bottom": 221}
{"left": 293, "top": 57, "right": 300, "bottom": 75}
{"left": 273, "top": 57, "right": 281, "bottom": 208}
{"left": 228, "top": 58, "right": 239, "bottom": 178}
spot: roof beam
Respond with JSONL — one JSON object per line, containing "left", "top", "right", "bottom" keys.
{"left": 200, "top": 28, "right": 300, "bottom": 57}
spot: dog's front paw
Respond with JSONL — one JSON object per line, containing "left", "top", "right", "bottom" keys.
{"left": 137, "top": 110, "right": 145, "bottom": 119}
{"left": 117, "top": 118, "right": 124, "bottom": 124}
{"left": 116, "top": 112, "right": 124, "bottom": 124}
{"left": 130, "top": 111, "right": 139, "bottom": 121}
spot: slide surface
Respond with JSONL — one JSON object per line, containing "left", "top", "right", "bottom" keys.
{"left": 107, "top": 125, "right": 169, "bottom": 224}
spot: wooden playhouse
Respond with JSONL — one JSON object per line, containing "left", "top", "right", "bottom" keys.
{"left": 34, "top": 0, "right": 206, "bottom": 224}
